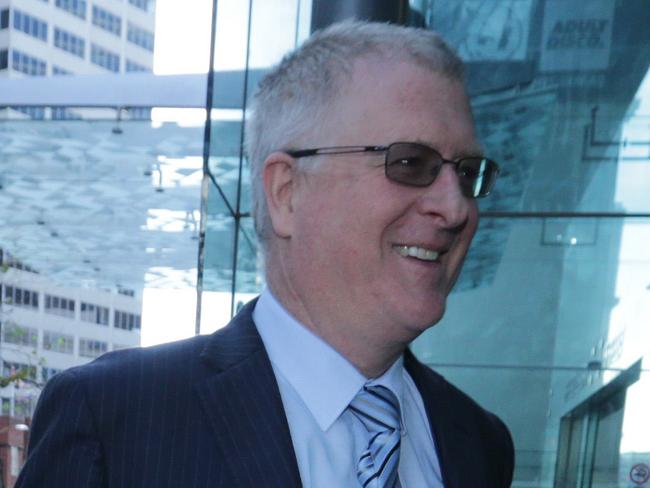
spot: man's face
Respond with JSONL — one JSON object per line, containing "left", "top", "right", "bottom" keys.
{"left": 284, "top": 59, "right": 480, "bottom": 344}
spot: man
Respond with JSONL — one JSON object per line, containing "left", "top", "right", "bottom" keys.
{"left": 17, "top": 22, "right": 513, "bottom": 487}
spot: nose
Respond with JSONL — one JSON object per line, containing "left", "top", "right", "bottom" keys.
{"left": 416, "top": 164, "right": 476, "bottom": 229}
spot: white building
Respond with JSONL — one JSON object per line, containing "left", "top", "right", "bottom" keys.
{"left": 0, "top": 0, "right": 155, "bottom": 416}
{"left": 0, "top": 250, "right": 142, "bottom": 416}
{"left": 0, "top": 0, "right": 156, "bottom": 118}
{"left": 0, "top": 0, "right": 155, "bottom": 415}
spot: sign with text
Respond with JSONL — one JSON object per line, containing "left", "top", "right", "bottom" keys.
{"left": 540, "top": 0, "right": 615, "bottom": 72}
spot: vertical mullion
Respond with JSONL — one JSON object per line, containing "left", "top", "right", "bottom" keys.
{"left": 229, "top": 0, "right": 255, "bottom": 318}
{"left": 195, "top": 0, "right": 220, "bottom": 335}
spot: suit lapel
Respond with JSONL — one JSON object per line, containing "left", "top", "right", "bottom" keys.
{"left": 404, "top": 349, "right": 485, "bottom": 488}
{"left": 194, "top": 300, "right": 302, "bottom": 488}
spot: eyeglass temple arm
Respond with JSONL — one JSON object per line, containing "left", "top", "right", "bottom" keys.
{"left": 286, "top": 146, "right": 389, "bottom": 158}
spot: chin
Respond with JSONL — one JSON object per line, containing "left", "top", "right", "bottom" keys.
{"left": 393, "top": 297, "right": 447, "bottom": 337}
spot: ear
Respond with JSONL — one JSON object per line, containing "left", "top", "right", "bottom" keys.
{"left": 263, "top": 151, "right": 297, "bottom": 239}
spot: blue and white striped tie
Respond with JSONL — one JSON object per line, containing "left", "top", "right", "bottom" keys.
{"left": 349, "top": 385, "right": 401, "bottom": 488}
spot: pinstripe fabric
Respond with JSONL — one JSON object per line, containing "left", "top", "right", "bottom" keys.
{"left": 16, "top": 299, "right": 514, "bottom": 488}
{"left": 16, "top": 300, "right": 301, "bottom": 488}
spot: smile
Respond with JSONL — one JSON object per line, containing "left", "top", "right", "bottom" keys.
{"left": 392, "top": 245, "right": 440, "bottom": 262}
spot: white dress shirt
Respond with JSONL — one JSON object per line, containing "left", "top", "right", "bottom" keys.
{"left": 253, "top": 289, "right": 445, "bottom": 488}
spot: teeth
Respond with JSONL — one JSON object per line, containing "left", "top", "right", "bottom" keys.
{"left": 393, "top": 245, "right": 439, "bottom": 262}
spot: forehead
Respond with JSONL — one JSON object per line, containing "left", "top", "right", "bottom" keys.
{"left": 324, "top": 58, "right": 479, "bottom": 156}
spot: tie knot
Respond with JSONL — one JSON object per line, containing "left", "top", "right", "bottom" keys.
{"left": 349, "top": 385, "right": 401, "bottom": 434}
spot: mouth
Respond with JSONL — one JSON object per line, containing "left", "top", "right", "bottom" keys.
{"left": 392, "top": 244, "right": 440, "bottom": 262}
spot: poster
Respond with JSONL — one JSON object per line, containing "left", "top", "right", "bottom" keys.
{"left": 540, "top": 0, "right": 615, "bottom": 72}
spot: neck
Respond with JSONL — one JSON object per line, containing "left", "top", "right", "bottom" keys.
{"left": 265, "top": 253, "right": 407, "bottom": 378}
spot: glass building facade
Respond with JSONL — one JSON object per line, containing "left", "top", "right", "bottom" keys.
{"left": 201, "top": 1, "right": 650, "bottom": 486}
{"left": 0, "top": 0, "right": 648, "bottom": 486}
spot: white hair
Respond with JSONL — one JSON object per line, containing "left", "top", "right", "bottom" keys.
{"left": 245, "top": 21, "right": 465, "bottom": 250}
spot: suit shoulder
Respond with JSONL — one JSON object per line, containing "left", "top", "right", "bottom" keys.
{"left": 418, "top": 366, "right": 515, "bottom": 485}
{"left": 435, "top": 369, "right": 511, "bottom": 439}
{"left": 62, "top": 333, "right": 211, "bottom": 386}
{"left": 440, "top": 371, "right": 509, "bottom": 432}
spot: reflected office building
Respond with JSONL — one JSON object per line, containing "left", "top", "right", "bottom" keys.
{"left": 0, "top": 0, "right": 649, "bottom": 487}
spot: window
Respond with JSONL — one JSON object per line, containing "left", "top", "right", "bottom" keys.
{"left": 2, "top": 324, "right": 38, "bottom": 347}
{"left": 43, "top": 331, "right": 74, "bottom": 354}
{"left": 92, "top": 6, "right": 121, "bottom": 36}
{"left": 3, "top": 285, "right": 39, "bottom": 309}
{"left": 54, "top": 27, "right": 85, "bottom": 58}
{"left": 14, "top": 396, "right": 34, "bottom": 417}
{"left": 79, "top": 338, "right": 107, "bottom": 358}
{"left": 3, "top": 361, "right": 37, "bottom": 382}
{"left": 80, "top": 302, "right": 109, "bottom": 325}
{"left": 13, "top": 9, "right": 48, "bottom": 41}
{"left": 52, "top": 65, "right": 72, "bottom": 75}
{"left": 127, "top": 23, "right": 154, "bottom": 51}
{"left": 128, "top": 107, "right": 152, "bottom": 120}
{"left": 128, "top": 0, "right": 154, "bottom": 12}
{"left": 11, "top": 50, "right": 47, "bottom": 76}
{"left": 52, "top": 107, "right": 81, "bottom": 120}
{"left": 1, "top": 398, "right": 10, "bottom": 415}
{"left": 125, "top": 60, "right": 150, "bottom": 73}
{"left": 1, "top": 253, "right": 37, "bottom": 273}
{"left": 91, "top": 44, "right": 120, "bottom": 72}
{"left": 0, "top": 50, "right": 7, "bottom": 71}
{"left": 42, "top": 367, "right": 62, "bottom": 382}
{"left": 114, "top": 310, "right": 141, "bottom": 331}
{"left": 13, "top": 107, "right": 45, "bottom": 119}
{"left": 45, "top": 294, "right": 75, "bottom": 318}
{"left": 1, "top": 9, "right": 9, "bottom": 29}
{"left": 55, "top": 0, "right": 86, "bottom": 19}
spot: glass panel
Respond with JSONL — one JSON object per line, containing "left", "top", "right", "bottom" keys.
{"left": 201, "top": 3, "right": 650, "bottom": 486}
{"left": 591, "top": 390, "right": 625, "bottom": 487}
{"left": 411, "top": 216, "right": 650, "bottom": 486}
{"left": 199, "top": 192, "right": 235, "bottom": 334}
{"left": 0, "top": 119, "right": 202, "bottom": 291}
{"left": 619, "top": 374, "right": 650, "bottom": 487}
{"left": 202, "top": 185, "right": 236, "bottom": 293}
{"left": 207, "top": 0, "right": 251, "bottom": 211}
{"left": 200, "top": 216, "right": 261, "bottom": 335}
{"left": 204, "top": 0, "right": 307, "bottom": 317}
{"left": 0, "top": 117, "right": 202, "bottom": 410}
{"left": 247, "top": 0, "right": 302, "bottom": 69}
{"left": 408, "top": 3, "right": 650, "bottom": 481}
{"left": 234, "top": 216, "right": 262, "bottom": 298}
{"left": 416, "top": 0, "right": 650, "bottom": 214}
{"left": 207, "top": 119, "right": 245, "bottom": 209}
{"left": 208, "top": 0, "right": 307, "bottom": 208}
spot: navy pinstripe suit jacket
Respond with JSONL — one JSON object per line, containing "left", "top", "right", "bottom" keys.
{"left": 16, "top": 299, "right": 514, "bottom": 487}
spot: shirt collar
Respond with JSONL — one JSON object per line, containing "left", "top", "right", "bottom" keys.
{"left": 253, "top": 288, "right": 405, "bottom": 431}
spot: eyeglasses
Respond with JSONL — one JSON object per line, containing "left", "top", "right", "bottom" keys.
{"left": 286, "top": 142, "right": 499, "bottom": 198}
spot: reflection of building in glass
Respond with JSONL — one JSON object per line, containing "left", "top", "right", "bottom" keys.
{"left": 0, "top": 0, "right": 155, "bottom": 119}
{"left": 0, "top": 250, "right": 141, "bottom": 418}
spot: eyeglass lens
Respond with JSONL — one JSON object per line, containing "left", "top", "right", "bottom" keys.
{"left": 385, "top": 143, "right": 498, "bottom": 198}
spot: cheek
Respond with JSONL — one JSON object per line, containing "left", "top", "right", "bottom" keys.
{"left": 447, "top": 210, "right": 479, "bottom": 278}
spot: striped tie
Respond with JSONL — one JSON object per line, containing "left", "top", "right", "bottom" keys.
{"left": 349, "top": 385, "right": 401, "bottom": 488}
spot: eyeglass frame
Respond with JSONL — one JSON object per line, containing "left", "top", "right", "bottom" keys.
{"left": 285, "top": 141, "right": 500, "bottom": 198}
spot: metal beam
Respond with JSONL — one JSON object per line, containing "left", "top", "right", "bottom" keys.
{"left": 0, "top": 69, "right": 267, "bottom": 109}
{"left": 310, "top": 0, "right": 409, "bottom": 32}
